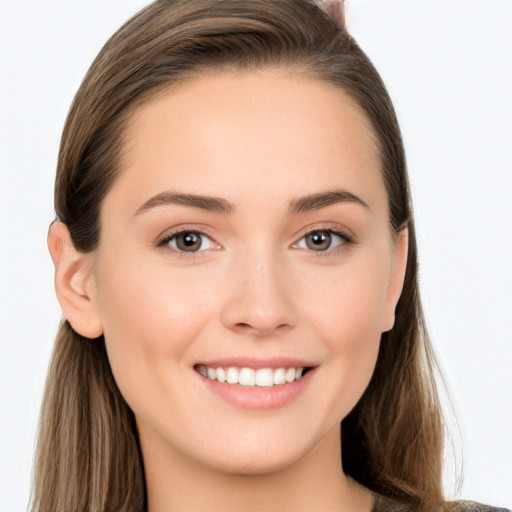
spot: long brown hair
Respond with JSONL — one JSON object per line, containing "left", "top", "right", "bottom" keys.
{"left": 33, "top": 1, "right": 448, "bottom": 510}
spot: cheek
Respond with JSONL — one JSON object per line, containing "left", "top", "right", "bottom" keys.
{"left": 298, "top": 254, "right": 389, "bottom": 417}
{"left": 302, "top": 251, "right": 390, "bottom": 342}
{"left": 93, "top": 252, "right": 218, "bottom": 397}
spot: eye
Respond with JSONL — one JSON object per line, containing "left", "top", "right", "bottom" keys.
{"left": 160, "top": 230, "right": 215, "bottom": 253}
{"left": 295, "top": 229, "right": 350, "bottom": 252}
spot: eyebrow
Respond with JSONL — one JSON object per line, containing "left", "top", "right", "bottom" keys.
{"left": 288, "top": 189, "right": 369, "bottom": 213}
{"left": 135, "top": 191, "right": 235, "bottom": 216}
{"left": 134, "top": 188, "right": 369, "bottom": 216}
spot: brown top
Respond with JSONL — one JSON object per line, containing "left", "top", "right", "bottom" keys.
{"left": 371, "top": 493, "right": 511, "bottom": 512}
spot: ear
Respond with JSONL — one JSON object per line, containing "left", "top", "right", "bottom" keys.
{"left": 381, "top": 227, "right": 408, "bottom": 333}
{"left": 47, "top": 221, "right": 103, "bottom": 339}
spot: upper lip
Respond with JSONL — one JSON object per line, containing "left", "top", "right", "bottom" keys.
{"left": 195, "top": 357, "right": 317, "bottom": 369}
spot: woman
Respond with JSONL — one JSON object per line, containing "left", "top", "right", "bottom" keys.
{"left": 31, "top": 0, "right": 510, "bottom": 511}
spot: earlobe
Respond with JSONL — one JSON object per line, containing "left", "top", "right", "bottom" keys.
{"left": 48, "top": 221, "right": 103, "bottom": 339}
{"left": 381, "top": 227, "right": 409, "bottom": 333}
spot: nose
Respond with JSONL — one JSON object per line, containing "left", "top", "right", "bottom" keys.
{"left": 220, "top": 251, "right": 298, "bottom": 337}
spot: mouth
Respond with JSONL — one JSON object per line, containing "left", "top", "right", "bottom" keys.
{"left": 194, "top": 364, "right": 314, "bottom": 387}
{"left": 194, "top": 360, "right": 317, "bottom": 410}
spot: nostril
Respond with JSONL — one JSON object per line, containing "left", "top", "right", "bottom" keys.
{"left": 233, "top": 322, "right": 291, "bottom": 337}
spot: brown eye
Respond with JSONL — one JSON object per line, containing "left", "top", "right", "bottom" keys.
{"left": 165, "top": 231, "right": 214, "bottom": 253}
{"left": 295, "top": 229, "right": 349, "bottom": 252}
{"left": 176, "top": 232, "right": 201, "bottom": 252}
{"left": 304, "top": 231, "right": 333, "bottom": 251}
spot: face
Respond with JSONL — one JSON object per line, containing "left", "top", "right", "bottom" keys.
{"left": 85, "top": 71, "right": 407, "bottom": 475}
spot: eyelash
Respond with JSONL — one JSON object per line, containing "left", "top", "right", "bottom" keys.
{"left": 155, "top": 227, "right": 354, "bottom": 258}
{"left": 155, "top": 228, "right": 218, "bottom": 259}
{"left": 292, "top": 228, "right": 354, "bottom": 256}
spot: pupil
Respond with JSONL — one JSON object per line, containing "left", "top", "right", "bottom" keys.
{"left": 307, "top": 231, "right": 331, "bottom": 251}
{"left": 177, "top": 232, "right": 201, "bottom": 251}
{"left": 183, "top": 234, "right": 197, "bottom": 246}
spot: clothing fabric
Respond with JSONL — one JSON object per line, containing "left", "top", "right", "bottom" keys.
{"left": 371, "top": 493, "right": 511, "bottom": 512}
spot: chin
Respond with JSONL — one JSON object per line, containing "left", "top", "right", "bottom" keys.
{"left": 191, "top": 423, "right": 333, "bottom": 477}
{"left": 204, "top": 445, "right": 311, "bottom": 476}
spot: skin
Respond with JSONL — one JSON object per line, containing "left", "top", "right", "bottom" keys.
{"left": 49, "top": 71, "right": 408, "bottom": 512}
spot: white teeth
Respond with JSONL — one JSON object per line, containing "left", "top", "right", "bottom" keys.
{"left": 285, "top": 368, "right": 296, "bottom": 383}
{"left": 197, "top": 365, "right": 307, "bottom": 387}
{"left": 273, "top": 368, "right": 286, "bottom": 385}
{"left": 216, "top": 367, "right": 226, "bottom": 383}
{"left": 226, "top": 367, "right": 239, "bottom": 384}
{"left": 255, "top": 368, "right": 274, "bottom": 387}
{"left": 239, "top": 368, "right": 256, "bottom": 386}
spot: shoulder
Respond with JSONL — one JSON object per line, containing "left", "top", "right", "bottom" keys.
{"left": 446, "top": 501, "right": 511, "bottom": 512}
{"left": 371, "top": 495, "right": 510, "bottom": 512}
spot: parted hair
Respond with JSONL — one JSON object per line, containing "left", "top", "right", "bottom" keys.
{"left": 33, "top": 1, "right": 449, "bottom": 510}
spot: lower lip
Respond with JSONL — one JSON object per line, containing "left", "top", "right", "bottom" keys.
{"left": 197, "top": 369, "right": 315, "bottom": 411}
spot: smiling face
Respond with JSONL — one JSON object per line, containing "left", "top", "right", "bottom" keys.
{"left": 83, "top": 71, "right": 407, "bottom": 476}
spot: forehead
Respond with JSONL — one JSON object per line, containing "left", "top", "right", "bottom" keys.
{"left": 110, "top": 71, "right": 385, "bottom": 217}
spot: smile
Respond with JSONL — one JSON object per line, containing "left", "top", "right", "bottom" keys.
{"left": 195, "top": 365, "right": 307, "bottom": 387}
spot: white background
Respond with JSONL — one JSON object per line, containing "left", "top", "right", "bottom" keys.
{"left": 0, "top": 1, "right": 511, "bottom": 510}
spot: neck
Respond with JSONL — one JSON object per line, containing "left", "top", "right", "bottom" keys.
{"left": 141, "top": 425, "right": 373, "bottom": 512}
